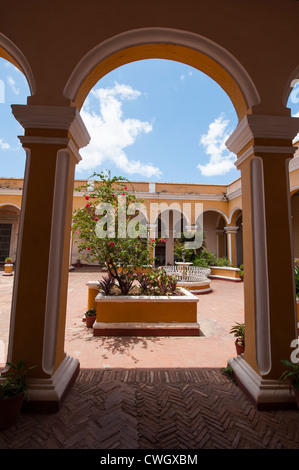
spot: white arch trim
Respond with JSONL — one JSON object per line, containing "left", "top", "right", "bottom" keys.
{"left": 0, "top": 33, "right": 36, "bottom": 95}
{"left": 196, "top": 209, "right": 229, "bottom": 226}
{"left": 228, "top": 207, "right": 242, "bottom": 224}
{"left": 282, "top": 65, "right": 299, "bottom": 107}
{"left": 63, "top": 27, "right": 260, "bottom": 110}
{"left": 153, "top": 206, "right": 191, "bottom": 226}
{"left": 0, "top": 203, "right": 21, "bottom": 212}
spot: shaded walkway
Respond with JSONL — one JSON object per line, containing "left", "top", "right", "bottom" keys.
{"left": 0, "top": 368, "right": 298, "bottom": 449}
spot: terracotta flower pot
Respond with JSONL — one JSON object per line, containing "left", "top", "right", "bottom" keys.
{"left": 85, "top": 315, "right": 96, "bottom": 328}
{"left": 235, "top": 341, "right": 245, "bottom": 355}
{"left": 0, "top": 393, "right": 24, "bottom": 430}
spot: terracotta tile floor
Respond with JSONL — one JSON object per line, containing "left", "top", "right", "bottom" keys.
{"left": 1, "top": 268, "right": 299, "bottom": 451}
{"left": 0, "top": 267, "right": 244, "bottom": 370}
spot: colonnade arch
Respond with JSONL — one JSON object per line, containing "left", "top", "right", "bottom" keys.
{"left": 3, "top": 13, "right": 299, "bottom": 411}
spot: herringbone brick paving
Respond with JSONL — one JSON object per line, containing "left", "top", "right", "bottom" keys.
{"left": 0, "top": 368, "right": 298, "bottom": 449}
{"left": 0, "top": 269, "right": 298, "bottom": 449}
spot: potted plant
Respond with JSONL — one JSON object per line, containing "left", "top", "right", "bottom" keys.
{"left": 239, "top": 264, "right": 244, "bottom": 281}
{"left": 0, "top": 359, "right": 34, "bottom": 429}
{"left": 84, "top": 308, "right": 97, "bottom": 328}
{"left": 280, "top": 359, "right": 299, "bottom": 408}
{"left": 3, "top": 257, "right": 13, "bottom": 276}
{"left": 230, "top": 322, "right": 245, "bottom": 355}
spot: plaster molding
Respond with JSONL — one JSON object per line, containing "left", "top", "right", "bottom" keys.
{"left": 64, "top": 27, "right": 260, "bottom": 110}
{"left": 234, "top": 145, "right": 297, "bottom": 168}
{"left": 250, "top": 156, "right": 271, "bottom": 375}
{"left": 19, "top": 136, "right": 70, "bottom": 147}
{"left": 11, "top": 104, "right": 90, "bottom": 150}
{"left": 0, "top": 32, "right": 36, "bottom": 95}
{"left": 120, "top": 191, "right": 226, "bottom": 201}
{"left": 226, "top": 114, "right": 299, "bottom": 158}
{"left": 224, "top": 226, "right": 239, "bottom": 233}
{"left": 289, "top": 155, "right": 299, "bottom": 172}
{"left": 228, "top": 356, "right": 296, "bottom": 409}
{"left": 43, "top": 149, "right": 70, "bottom": 375}
{"left": 28, "top": 355, "right": 79, "bottom": 409}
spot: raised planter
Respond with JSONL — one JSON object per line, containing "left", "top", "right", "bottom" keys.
{"left": 3, "top": 263, "right": 13, "bottom": 276}
{"left": 209, "top": 266, "right": 241, "bottom": 282}
{"left": 93, "top": 287, "right": 200, "bottom": 336}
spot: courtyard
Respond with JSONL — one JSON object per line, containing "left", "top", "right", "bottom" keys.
{"left": 0, "top": 267, "right": 244, "bottom": 370}
{"left": 0, "top": 268, "right": 298, "bottom": 450}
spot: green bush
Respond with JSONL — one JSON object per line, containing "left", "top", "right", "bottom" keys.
{"left": 192, "top": 249, "right": 232, "bottom": 267}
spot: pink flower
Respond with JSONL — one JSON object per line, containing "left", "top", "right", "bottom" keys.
{"left": 121, "top": 192, "right": 126, "bottom": 196}
{"left": 110, "top": 242, "right": 115, "bottom": 247}
{"left": 94, "top": 217, "right": 99, "bottom": 221}
{"left": 86, "top": 203, "right": 90, "bottom": 208}
{"left": 112, "top": 194, "right": 114, "bottom": 197}
{"left": 87, "top": 247, "right": 91, "bottom": 251}
{"left": 85, "top": 195, "right": 90, "bottom": 200}
{"left": 124, "top": 186, "right": 127, "bottom": 190}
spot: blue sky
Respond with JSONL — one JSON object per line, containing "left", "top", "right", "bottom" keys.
{"left": 0, "top": 57, "right": 298, "bottom": 185}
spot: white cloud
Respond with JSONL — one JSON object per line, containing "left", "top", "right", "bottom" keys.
{"left": 0, "top": 138, "right": 10, "bottom": 150}
{"left": 180, "top": 71, "right": 192, "bottom": 81}
{"left": 7, "top": 76, "right": 20, "bottom": 95}
{"left": 78, "top": 82, "right": 162, "bottom": 178}
{"left": 197, "top": 114, "right": 236, "bottom": 176}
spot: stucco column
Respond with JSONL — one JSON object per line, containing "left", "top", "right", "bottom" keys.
{"left": 146, "top": 223, "right": 156, "bottom": 265}
{"left": 216, "top": 229, "right": 225, "bottom": 258}
{"left": 165, "top": 229, "right": 175, "bottom": 266}
{"left": 7, "top": 105, "right": 90, "bottom": 411}
{"left": 226, "top": 114, "right": 299, "bottom": 409}
{"left": 224, "top": 226, "right": 239, "bottom": 266}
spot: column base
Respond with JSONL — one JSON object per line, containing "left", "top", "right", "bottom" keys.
{"left": 23, "top": 355, "right": 80, "bottom": 413}
{"left": 228, "top": 356, "right": 297, "bottom": 410}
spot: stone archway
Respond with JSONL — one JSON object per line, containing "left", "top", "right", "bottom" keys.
{"left": 2, "top": 4, "right": 298, "bottom": 410}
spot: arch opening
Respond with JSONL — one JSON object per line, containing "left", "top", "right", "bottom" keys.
{"left": 64, "top": 28, "right": 260, "bottom": 121}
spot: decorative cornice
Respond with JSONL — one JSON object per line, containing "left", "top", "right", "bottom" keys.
{"left": 226, "top": 114, "right": 299, "bottom": 158}
{"left": 19, "top": 136, "right": 70, "bottom": 146}
{"left": 234, "top": 144, "right": 297, "bottom": 168}
{"left": 224, "top": 226, "right": 239, "bottom": 233}
{"left": 11, "top": 105, "right": 90, "bottom": 151}
{"left": 122, "top": 191, "right": 226, "bottom": 201}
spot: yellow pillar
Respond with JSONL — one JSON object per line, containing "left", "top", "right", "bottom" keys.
{"left": 6, "top": 105, "right": 90, "bottom": 411}
{"left": 147, "top": 223, "right": 156, "bottom": 266}
{"left": 224, "top": 225, "right": 239, "bottom": 266}
{"left": 226, "top": 114, "right": 299, "bottom": 409}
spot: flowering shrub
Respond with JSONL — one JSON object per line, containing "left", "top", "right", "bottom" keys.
{"left": 72, "top": 171, "right": 157, "bottom": 295}
{"left": 136, "top": 268, "right": 178, "bottom": 296}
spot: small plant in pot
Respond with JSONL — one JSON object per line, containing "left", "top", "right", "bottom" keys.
{"left": 229, "top": 322, "right": 245, "bottom": 355}
{"left": 0, "top": 359, "right": 34, "bottom": 429}
{"left": 280, "top": 359, "right": 299, "bottom": 408}
{"left": 84, "top": 308, "right": 97, "bottom": 328}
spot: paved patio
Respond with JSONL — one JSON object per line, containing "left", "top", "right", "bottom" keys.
{"left": 1, "top": 268, "right": 299, "bottom": 450}
{"left": 0, "top": 267, "right": 244, "bottom": 370}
